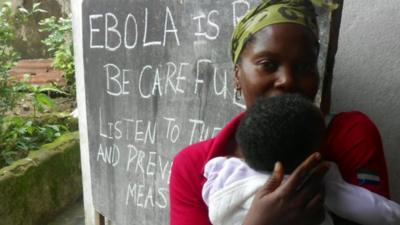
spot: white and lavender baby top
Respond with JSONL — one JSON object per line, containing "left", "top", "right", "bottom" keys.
{"left": 202, "top": 157, "right": 400, "bottom": 225}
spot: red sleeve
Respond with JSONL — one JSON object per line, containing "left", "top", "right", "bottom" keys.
{"left": 323, "top": 111, "right": 390, "bottom": 198}
{"left": 169, "top": 145, "right": 212, "bottom": 225}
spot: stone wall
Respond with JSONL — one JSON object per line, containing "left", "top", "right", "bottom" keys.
{"left": 0, "top": 132, "right": 82, "bottom": 225}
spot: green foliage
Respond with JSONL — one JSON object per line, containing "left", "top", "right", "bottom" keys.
{"left": 15, "top": 80, "right": 68, "bottom": 117}
{"left": 0, "top": 2, "right": 47, "bottom": 118}
{"left": 0, "top": 79, "right": 23, "bottom": 120}
{"left": 0, "top": 117, "right": 69, "bottom": 167}
{"left": 0, "top": 3, "right": 73, "bottom": 168}
{"left": 0, "top": 80, "right": 70, "bottom": 167}
{"left": 53, "top": 42, "right": 75, "bottom": 96}
{"left": 18, "top": 2, "right": 47, "bottom": 17}
{"left": 30, "top": 85, "right": 67, "bottom": 116}
{"left": 0, "top": 3, "right": 22, "bottom": 119}
{"left": 39, "top": 16, "right": 75, "bottom": 95}
{"left": 39, "top": 16, "right": 70, "bottom": 53}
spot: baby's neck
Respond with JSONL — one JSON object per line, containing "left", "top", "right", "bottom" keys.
{"left": 232, "top": 145, "right": 245, "bottom": 159}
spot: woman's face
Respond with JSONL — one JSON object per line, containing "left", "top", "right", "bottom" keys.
{"left": 235, "top": 23, "right": 319, "bottom": 109}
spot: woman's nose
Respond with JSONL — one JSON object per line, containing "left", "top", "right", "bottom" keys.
{"left": 274, "top": 66, "right": 295, "bottom": 92}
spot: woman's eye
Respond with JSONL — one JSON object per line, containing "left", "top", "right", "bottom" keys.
{"left": 295, "top": 63, "right": 316, "bottom": 73}
{"left": 259, "top": 61, "right": 278, "bottom": 72}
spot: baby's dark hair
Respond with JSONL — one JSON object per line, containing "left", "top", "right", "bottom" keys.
{"left": 236, "top": 94, "right": 325, "bottom": 173}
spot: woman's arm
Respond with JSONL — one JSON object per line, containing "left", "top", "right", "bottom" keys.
{"left": 170, "top": 149, "right": 212, "bottom": 225}
{"left": 324, "top": 163, "right": 400, "bottom": 225}
{"left": 322, "top": 112, "right": 391, "bottom": 225}
{"left": 324, "top": 112, "right": 390, "bottom": 197}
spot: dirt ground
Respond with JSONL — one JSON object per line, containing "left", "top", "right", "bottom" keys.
{"left": 6, "top": 96, "right": 76, "bottom": 117}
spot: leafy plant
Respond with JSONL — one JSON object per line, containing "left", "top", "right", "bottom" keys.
{"left": 0, "top": 80, "right": 70, "bottom": 167}
{"left": 17, "top": 2, "right": 47, "bottom": 17}
{"left": 39, "top": 16, "right": 75, "bottom": 95}
{"left": 53, "top": 43, "right": 75, "bottom": 91}
{"left": 0, "top": 2, "right": 46, "bottom": 118}
{"left": 0, "top": 2, "right": 73, "bottom": 168}
{"left": 39, "top": 16, "right": 69, "bottom": 52}
{"left": 15, "top": 80, "right": 68, "bottom": 117}
{"left": 0, "top": 3, "right": 22, "bottom": 119}
{"left": 30, "top": 85, "right": 68, "bottom": 117}
{"left": 0, "top": 117, "right": 69, "bottom": 167}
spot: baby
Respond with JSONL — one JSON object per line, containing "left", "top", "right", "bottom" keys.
{"left": 202, "top": 94, "right": 400, "bottom": 225}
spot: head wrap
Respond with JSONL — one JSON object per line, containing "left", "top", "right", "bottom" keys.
{"left": 231, "top": 0, "right": 338, "bottom": 64}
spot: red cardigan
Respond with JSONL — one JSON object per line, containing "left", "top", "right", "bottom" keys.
{"left": 169, "top": 111, "right": 390, "bottom": 225}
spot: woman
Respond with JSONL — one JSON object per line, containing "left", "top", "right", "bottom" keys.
{"left": 170, "top": 1, "right": 390, "bottom": 224}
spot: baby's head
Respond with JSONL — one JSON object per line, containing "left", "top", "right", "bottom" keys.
{"left": 236, "top": 94, "right": 325, "bottom": 173}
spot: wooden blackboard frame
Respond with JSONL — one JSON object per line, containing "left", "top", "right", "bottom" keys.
{"left": 72, "top": 1, "right": 98, "bottom": 224}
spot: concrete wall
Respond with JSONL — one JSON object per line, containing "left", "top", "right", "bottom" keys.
{"left": 331, "top": 0, "right": 400, "bottom": 202}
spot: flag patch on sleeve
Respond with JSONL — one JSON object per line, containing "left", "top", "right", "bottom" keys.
{"left": 357, "top": 169, "right": 380, "bottom": 185}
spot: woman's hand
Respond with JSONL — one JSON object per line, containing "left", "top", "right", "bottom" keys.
{"left": 243, "top": 152, "right": 330, "bottom": 225}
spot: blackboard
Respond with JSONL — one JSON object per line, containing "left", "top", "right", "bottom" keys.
{"left": 80, "top": 0, "right": 339, "bottom": 224}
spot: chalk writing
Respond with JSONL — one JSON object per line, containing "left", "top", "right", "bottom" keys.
{"left": 138, "top": 63, "right": 190, "bottom": 98}
{"left": 126, "top": 146, "right": 172, "bottom": 183}
{"left": 163, "top": 117, "right": 181, "bottom": 143}
{"left": 125, "top": 182, "right": 168, "bottom": 209}
{"left": 89, "top": 14, "right": 104, "bottom": 48}
{"left": 189, "top": 119, "right": 222, "bottom": 144}
{"left": 102, "top": 61, "right": 242, "bottom": 106}
{"left": 99, "top": 108, "right": 157, "bottom": 144}
{"left": 89, "top": 7, "right": 181, "bottom": 51}
{"left": 232, "top": 0, "right": 251, "bottom": 27}
{"left": 97, "top": 143, "right": 120, "bottom": 167}
{"left": 105, "top": 13, "right": 121, "bottom": 51}
{"left": 193, "top": 10, "right": 220, "bottom": 40}
{"left": 104, "top": 63, "right": 131, "bottom": 96}
{"left": 124, "top": 13, "right": 138, "bottom": 49}
{"left": 81, "top": 1, "right": 275, "bottom": 223}
{"left": 213, "top": 65, "right": 228, "bottom": 99}
{"left": 194, "top": 59, "right": 211, "bottom": 94}
{"left": 163, "top": 7, "right": 181, "bottom": 46}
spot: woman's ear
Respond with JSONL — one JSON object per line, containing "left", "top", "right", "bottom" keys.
{"left": 234, "top": 65, "right": 241, "bottom": 90}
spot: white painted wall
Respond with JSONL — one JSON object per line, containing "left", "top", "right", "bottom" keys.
{"left": 331, "top": 0, "right": 400, "bottom": 202}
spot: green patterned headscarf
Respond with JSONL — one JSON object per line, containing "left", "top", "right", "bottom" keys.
{"left": 231, "top": 0, "right": 338, "bottom": 64}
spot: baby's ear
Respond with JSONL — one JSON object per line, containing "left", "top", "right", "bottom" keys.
{"left": 233, "top": 146, "right": 245, "bottom": 159}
